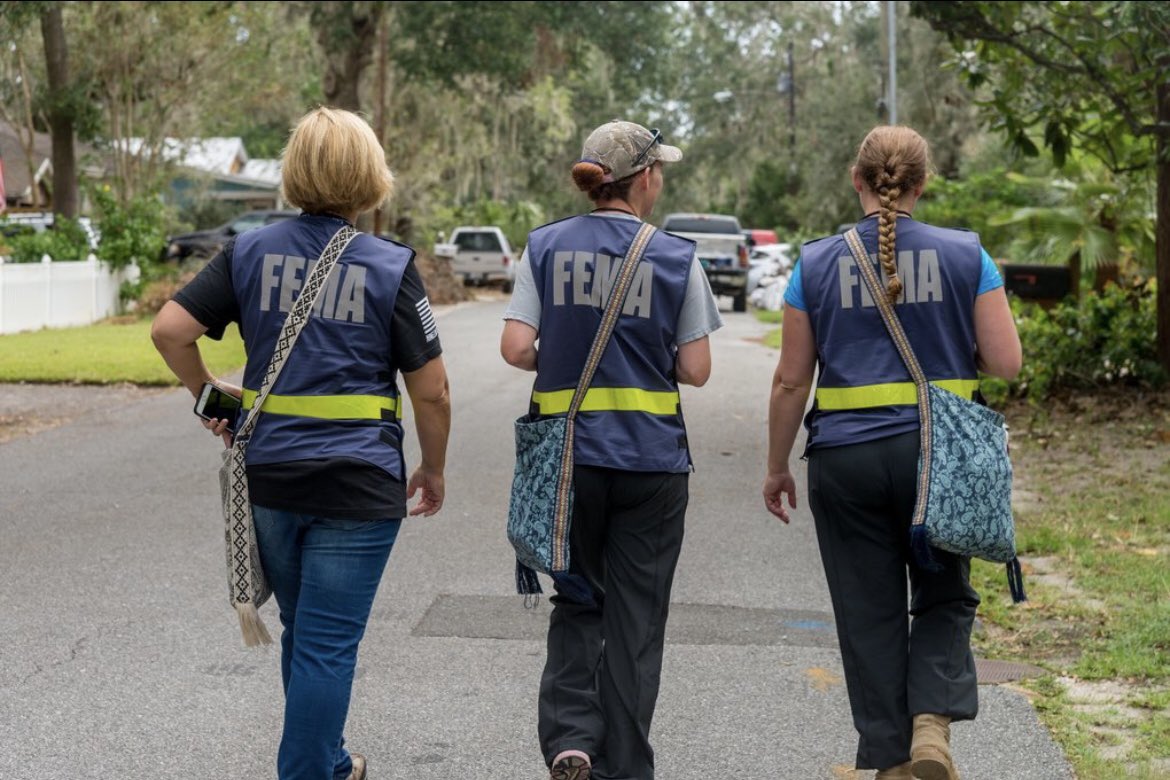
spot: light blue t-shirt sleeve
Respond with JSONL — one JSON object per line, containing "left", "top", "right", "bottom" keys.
{"left": 783, "top": 258, "right": 806, "bottom": 311}
{"left": 977, "top": 248, "right": 1003, "bottom": 295}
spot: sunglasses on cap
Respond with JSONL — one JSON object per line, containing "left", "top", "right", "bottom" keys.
{"left": 631, "top": 128, "right": 663, "bottom": 168}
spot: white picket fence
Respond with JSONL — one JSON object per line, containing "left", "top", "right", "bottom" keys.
{"left": 0, "top": 254, "right": 140, "bottom": 335}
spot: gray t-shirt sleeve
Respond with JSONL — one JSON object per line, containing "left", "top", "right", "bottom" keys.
{"left": 502, "top": 246, "right": 541, "bottom": 329}
{"left": 675, "top": 252, "right": 724, "bottom": 345}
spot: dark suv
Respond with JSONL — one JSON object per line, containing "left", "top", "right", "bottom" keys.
{"left": 161, "top": 209, "right": 299, "bottom": 262}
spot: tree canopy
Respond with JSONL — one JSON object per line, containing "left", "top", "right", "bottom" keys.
{"left": 912, "top": 0, "right": 1170, "bottom": 368}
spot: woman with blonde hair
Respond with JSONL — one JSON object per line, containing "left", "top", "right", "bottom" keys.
{"left": 153, "top": 106, "right": 451, "bottom": 780}
{"left": 763, "top": 125, "right": 1021, "bottom": 780}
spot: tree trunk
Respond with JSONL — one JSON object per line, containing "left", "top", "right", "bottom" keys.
{"left": 1093, "top": 263, "right": 1119, "bottom": 292}
{"left": 1068, "top": 249, "right": 1082, "bottom": 301}
{"left": 15, "top": 50, "right": 41, "bottom": 209}
{"left": 1157, "top": 79, "right": 1170, "bottom": 372}
{"left": 322, "top": 52, "right": 363, "bottom": 111}
{"left": 41, "top": 4, "right": 77, "bottom": 219}
{"left": 1151, "top": 75, "right": 1170, "bottom": 371}
{"left": 316, "top": 3, "right": 382, "bottom": 112}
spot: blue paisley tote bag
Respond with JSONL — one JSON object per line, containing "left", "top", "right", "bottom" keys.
{"left": 507, "top": 415, "right": 573, "bottom": 590}
{"left": 920, "top": 383, "right": 1015, "bottom": 562}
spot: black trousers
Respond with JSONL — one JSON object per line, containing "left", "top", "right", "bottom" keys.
{"left": 538, "top": 465, "right": 689, "bottom": 780}
{"left": 808, "top": 431, "right": 980, "bottom": 771}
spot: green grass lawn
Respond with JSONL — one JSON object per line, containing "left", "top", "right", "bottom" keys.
{"left": 0, "top": 317, "right": 245, "bottom": 385}
{"left": 754, "top": 307, "right": 783, "bottom": 348}
{"left": 972, "top": 394, "right": 1170, "bottom": 779}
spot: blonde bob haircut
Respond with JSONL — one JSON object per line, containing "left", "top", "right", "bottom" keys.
{"left": 280, "top": 107, "right": 395, "bottom": 217}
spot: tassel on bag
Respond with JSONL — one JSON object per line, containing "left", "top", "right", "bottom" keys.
{"left": 221, "top": 444, "right": 274, "bottom": 646}
{"left": 516, "top": 560, "right": 543, "bottom": 598}
{"left": 236, "top": 602, "right": 273, "bottom": 647}
{"left": 1007, "top": 557, "right": 1027, "bottom": 603}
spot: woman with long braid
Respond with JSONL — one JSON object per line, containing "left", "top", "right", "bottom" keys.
{"left": 762, "top": 126, "right": 1021, "bottom": 780}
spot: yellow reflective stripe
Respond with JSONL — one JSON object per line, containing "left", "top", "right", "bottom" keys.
{"left": 242, "top": 389, "right": 398, "bottom": 420}
{"left": 815, "top": 379, "right": 979, "bottom": 411}
{"left": 532, "top": 387, "right": 681, "bottom": 415}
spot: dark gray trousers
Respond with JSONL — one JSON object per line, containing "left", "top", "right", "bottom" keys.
{"left": 538, "top": 465, "right": 689, "bottom": 780}
{"left": 808, "top": 431, "right": 980, "bottom": 771}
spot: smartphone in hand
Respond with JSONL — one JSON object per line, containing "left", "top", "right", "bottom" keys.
{"left": 194, "top": 382, "right": 242, "bottom": 433}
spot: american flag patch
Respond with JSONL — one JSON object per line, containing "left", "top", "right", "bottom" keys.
{"left": 415, "top": 297, "right": 438, "bottom": 342}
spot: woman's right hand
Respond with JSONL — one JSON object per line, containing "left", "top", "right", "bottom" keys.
{"left": 200, "top": 416, "right": 233, "bottom": 448}
{"left": 407, "top": 467, "right": 445, "bottom": 517}
{"left": 203, "top": 379, "right": 241, "bottom": 448}
{"left": 763, "top": 470, "right": 797, "bottom": 524}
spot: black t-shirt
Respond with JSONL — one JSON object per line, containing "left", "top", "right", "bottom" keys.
{"left": 173, "top": 236, "right": 442, "bottom": 519}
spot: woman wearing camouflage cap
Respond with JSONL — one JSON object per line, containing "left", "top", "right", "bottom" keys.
{"left": 501, "top": 120, "right": 723, "bottom": 780}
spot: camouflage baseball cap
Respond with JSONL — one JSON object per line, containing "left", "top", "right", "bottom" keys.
{"left": 579, "top": 120, "right": 683, "bottom": 182}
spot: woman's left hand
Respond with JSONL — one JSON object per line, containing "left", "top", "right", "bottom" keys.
{"left": 763, "top": 470, "right": 797, "bottom": 524}
{"left": 407, "top": 468, "right": 445, "bottom": 517}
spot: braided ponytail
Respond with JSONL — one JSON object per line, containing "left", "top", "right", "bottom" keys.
{"left": 855, "top": 126, "right": 931, "bottom": 304}
{"left": 876, "top": 174, "right": 904, "bottom": 303}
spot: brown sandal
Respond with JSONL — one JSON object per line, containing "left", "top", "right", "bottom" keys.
{"left": 549, "top": 754, "right": 590, "bottom": 780}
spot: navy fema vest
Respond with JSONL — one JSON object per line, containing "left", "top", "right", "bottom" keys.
{"left": 801, "top": 215, "right": 982, "bottom": 449}
{"left": 527, "top": 214, "right": 694, "bottom": 473}
{"left": 231, "top": 214, "right": 413, "bottom": 480}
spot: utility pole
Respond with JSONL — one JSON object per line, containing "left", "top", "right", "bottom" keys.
{"left": 786, "top": 41, "right": 796, "bottom": 152}
{"left": 373, "top": 13, "right": 388, "bottom": 237}
{"left": 887, "top": 0, "right": 898, "bottom": 125}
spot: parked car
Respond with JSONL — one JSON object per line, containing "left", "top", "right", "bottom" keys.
{"left": 0, "top": 211, "right": 101, "bottom": 252}
{"left": 161, "top": 209, "right": 299, "bottom": 263}
{"left": 743, "top": 228, "right": 780, "bottom": 248}
{"left": 433, "top": 225, "right": 516, "bottom": 291}
{"left": 661, "top": 212, "right": 750, "bottom": 311}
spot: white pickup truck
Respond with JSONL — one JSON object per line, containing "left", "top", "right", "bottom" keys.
{"left": 661, "top": 213, "right": 750, "bottom": 311}
{"left": 433, "top": 225, "right": 516, "bottom": 291}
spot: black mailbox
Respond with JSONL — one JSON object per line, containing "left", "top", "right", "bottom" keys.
{"left": 1001, "top": 264, "right": 1072, "bottom": 301}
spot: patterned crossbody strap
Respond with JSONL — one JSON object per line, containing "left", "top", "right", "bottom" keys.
{"left": 233, "top": 224, "right": 359, "bottom": 444}
{"left": 842, "top": 227, "right": 934, "bottom": 530}
{"left": 566, "top": 221, "right": 658, "bottom": 421}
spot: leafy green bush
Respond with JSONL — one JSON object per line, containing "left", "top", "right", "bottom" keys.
{"left": 89, "top": 184, "right": 169, "bottom": 271}
{"left": 1007, "top": 281, "right": 1165, "bottom": 400}
{"left": 2, "top": 217, "right": 92, "bottom": 263}
{"left": 915, "top": 169, "right": 1052, "bottom": 253}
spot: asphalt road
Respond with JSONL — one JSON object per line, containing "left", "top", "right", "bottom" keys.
{"left": 0, "top": 298, "right": 1074, "bottom": 780}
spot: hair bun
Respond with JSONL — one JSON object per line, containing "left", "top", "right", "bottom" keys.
{"left": 571, "top": 161, "right": 606, "bottom": 192}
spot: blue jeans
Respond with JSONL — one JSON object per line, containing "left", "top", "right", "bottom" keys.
{"left": 253, "top": 505, "right": 402, "bottom": 780}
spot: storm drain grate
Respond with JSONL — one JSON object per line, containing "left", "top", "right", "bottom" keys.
{"left": 975, "top": 659, "right": 1047, "bottom": 684}
{"left": 412, "top": 594, "right": 838, "bottom": 648}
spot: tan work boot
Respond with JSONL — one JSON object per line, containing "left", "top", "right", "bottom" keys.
{"left": 911, "top": 714, "right": 959, "bottom": 780}
{"left": 875, "top": 761, "right": 913, "bottom": 779}
{"left": 347, "top": 752, "right": 367, "bottom": 780}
